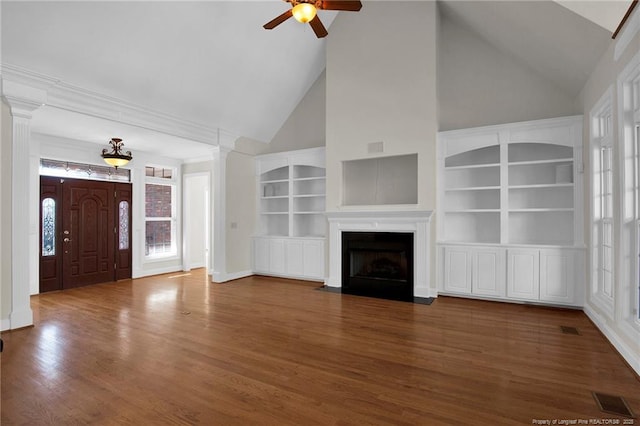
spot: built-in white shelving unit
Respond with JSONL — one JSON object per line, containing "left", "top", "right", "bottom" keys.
{"left": 437, "top": 116, "right": 585, "bottom": 306}
{"left": 253, "top": 147, "right": 326, "bottom": 281}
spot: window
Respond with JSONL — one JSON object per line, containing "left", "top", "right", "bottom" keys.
{"left": 145, "top": 167, "right": 177, "bottom": 258}
{"left": 42, "top": 198, "right": 56, "bottom": 256}
{"left": 119, "top": 200, "right": 129, "bottom": 250}
{"left": 618, "top": 52, "right": 640, "bottom": 325}
{"left": 601, "top": 146, "right": 614, "bottom": 299}
{"left": 590, "top": 88, "right": 615, "bottom": 317}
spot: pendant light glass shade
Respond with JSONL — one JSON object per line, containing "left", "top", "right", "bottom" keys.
{"left": 101, "top": 138, "right": 132, "bottom": 168}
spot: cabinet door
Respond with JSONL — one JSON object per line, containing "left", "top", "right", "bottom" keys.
{"left": 269, "top": 239, "right": 287, "bottom": 274}
{"left": 472, "top": 248, "right": 506, "bottom": 297}
{"left": 507, "top": 249, "right": 539, "bottom": 300}
{"left": 253, "top": 238, "right": 270, "bottom": 273}
{"left": 539, "top": 249, "right": 574, "bottom": 304}
{"left": 303, "top": 240, "right": 324, "bottom": 279}
{"left": 443, "top": 247, "right": 472, "bottom": 294}
{"left": 286, "top": 240, "right": 304, "bottom": 276}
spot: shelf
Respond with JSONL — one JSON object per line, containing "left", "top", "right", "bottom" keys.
{"left": 261, "top": 195, "right": 289, "bottom": 199}
{"left": 445, "top": 186, "right": 500, "bottom": 192}
{"left": 508, "top": 183, "right": 573, "bottom": 189}
{"left": 261, "top": 212, "right": 288, "bottom": 215}
{"left": 509, "top": 208, "right": 574, "bottom": 213}
{"left": 292, "top": 176, "right": 326, "bottom": 182}
{"left": 508, "top": 158, "right": 573, "bottom": 166}
{"left": 293, "top": 194, "right": 325, "bottom": 198}
{"left": 445, "top": 209, "right": 501, "bottom": 213}
{"left": 293, "top": 211, "right": 325, "bottom": 215}
{"left": 261, "top": 179, "right": 289, "bottom": 184}
{"left": 444, "top": 163, "right": 500, "bottom": 171}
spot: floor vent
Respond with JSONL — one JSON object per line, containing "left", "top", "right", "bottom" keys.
{"left": 592, "top": 392, "right": 635, "bottom": 418}
{"left": 560, "top": 325, "right": 580, "bottom": 335}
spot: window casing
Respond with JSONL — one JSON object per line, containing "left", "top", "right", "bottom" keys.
{"left": 145, "top": 168, "right": 177, "bottom": 258}
{"left": 618, "top": 53, "right": 640, "bottom": 327}
{"left": 590, "top": 89, "right": 615, "bottom": 317}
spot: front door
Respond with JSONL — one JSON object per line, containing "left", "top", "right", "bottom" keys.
{"left": 39, "top": 176, "right": 132, "bottom": 292}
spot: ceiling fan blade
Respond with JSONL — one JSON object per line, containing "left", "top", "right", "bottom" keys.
{"left": 263, "top": 9, "right": 293, "bottom": 29}
{"left": 321, "top": 1, "right": 362, "bottom": 11}
{"left": 309, "top": 16, "right": 328, "bottom": 38}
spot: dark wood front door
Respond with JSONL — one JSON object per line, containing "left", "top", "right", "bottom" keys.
{"left": 39, "top": 176, "right": 132, "bottom": 292}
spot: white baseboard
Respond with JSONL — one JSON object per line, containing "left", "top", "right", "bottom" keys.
{"left": 584, "top": 304, "right": 640, "bottom": 376}
{"left": 211, "top": 270, "right": 253, "bottom": 283}
{"left": 1, "top": 317, "right": 10, "bottom": 331}
{"left": 133, "top": 265, "right": 183, "bottom": 279}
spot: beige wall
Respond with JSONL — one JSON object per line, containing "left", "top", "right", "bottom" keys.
{"left": 225, "top": 150, "right": 255, "bottom": 274}
{"left": 325, "top": 1, "right": 438, "bottom": 288}
{"left": 577, "top": 24, "right": 640, "bottom": 372}
{"left": 236, "top": 71, "right": 327, "bottom": 156}
{"left": 326, "top": 1, "right": 438, "bottom": 211}
{"left": 1, "top": 101, "right": 12, "bottom": 326}
{"left": 438, "top": 12, "right": 578, "bottom": 131}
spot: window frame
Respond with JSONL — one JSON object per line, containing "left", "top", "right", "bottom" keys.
{"left": 590, "top": 87, "right": 615, "bottom": 318}
{"left": 144, "top": 167, "right": 178, "bottom": 260}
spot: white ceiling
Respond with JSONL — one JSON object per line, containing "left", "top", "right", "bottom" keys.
{"left": 1, "top": 1, "right": 629, "bottom": 159}
{"left": 555, "top": 0, "right": 632, "bottom": 33}
{"left": 1, "top": 1, "right": 337, "bottom": 144}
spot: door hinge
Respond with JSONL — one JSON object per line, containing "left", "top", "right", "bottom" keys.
{"left": 114, "top": 263, "right": 117, "bottom": 270}
{"left": 114, "top": 191, "right": 117, "bottom": 198}
{"left": 114, "top": 227, "right": 117, "bottom": 234}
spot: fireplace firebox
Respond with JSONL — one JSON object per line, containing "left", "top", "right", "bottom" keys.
{"left": 341, "top": 232, "right": 414, "bottom": 301}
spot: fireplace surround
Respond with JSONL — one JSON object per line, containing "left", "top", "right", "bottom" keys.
{"left": 326, "top": 210, "right": 433, "bottom": 299}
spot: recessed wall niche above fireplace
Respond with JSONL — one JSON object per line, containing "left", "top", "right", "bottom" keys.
{"left": 342, "top": 232, "right": 414, "bottom": 301}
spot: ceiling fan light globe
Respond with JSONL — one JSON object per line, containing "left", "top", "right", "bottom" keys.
{"left": 292, "top": 3, "right": 317, "bottom": 23}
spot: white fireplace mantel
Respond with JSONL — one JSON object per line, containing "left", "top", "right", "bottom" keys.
{"left": 325, "top": 210, "right": 433, "bottom": 298}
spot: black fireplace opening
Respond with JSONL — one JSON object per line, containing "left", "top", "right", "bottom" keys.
{"left": 342, "top": 232, "right": 414, "bottom": 302}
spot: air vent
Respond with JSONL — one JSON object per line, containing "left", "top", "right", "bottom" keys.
{"left": 367, "top": 141, "right": 384, "bottom": 154}
{"left": 592, "top": 392, "right": 635, "bottom": 418}
{"left": 560, "top": 325, "right": 580, "bottom": 335}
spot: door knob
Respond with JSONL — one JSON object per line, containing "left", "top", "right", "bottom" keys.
{"left": 63, "top": 238, "right": 71, "bottom": 242}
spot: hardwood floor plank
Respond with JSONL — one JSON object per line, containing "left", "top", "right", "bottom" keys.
{"left": 2, "top": 271, "right": 639, "bottom": 425}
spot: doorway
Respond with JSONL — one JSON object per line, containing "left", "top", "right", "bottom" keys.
{"left": 183, "top": 173, "right": 210, "bottom": 272}
{"left": 39, "top": 176, "right": 132, "bottom": 292}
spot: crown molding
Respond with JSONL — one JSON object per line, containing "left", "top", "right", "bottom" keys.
{"left": 1, "top": 63, "right": 240, "bottom": 149}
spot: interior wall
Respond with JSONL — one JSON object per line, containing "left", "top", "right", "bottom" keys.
{"left": 185, "top": 174, "right": 208, "bottom": 269}
{"left": 438, "top": 12, "right": 578, "bottom": 131}
{"left": 577, "top": 22, "right": 640, "bottom": 374}
{"left": 235, "top": 70, "right": 327, "bottom": 156}
{"left": 225, "top": 150, "right": 255, "bottom": 274}
{"left": 326, "top": 0, "right": 438, "bottom": 290}
{"left": 1, "top": 101, "right": 13, "bottom": 328}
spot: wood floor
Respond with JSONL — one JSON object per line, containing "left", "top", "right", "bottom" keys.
{"left": 1, "top": 270, "right": 639, "bottom": 425}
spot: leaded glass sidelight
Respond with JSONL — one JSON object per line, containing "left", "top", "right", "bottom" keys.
{"left": 42, "top": 198, "right": 56, "bottom": 256}
{"left": 119, "top": 201, "right": 129, "bottom": 250}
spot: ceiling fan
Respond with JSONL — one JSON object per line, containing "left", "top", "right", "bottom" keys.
{"left": 263, "top": 0, "right": 363, "bottom": 38}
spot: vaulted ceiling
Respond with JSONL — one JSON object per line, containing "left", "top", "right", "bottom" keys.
{"left": 0, "top": 1, "right": 631, "bottom": 159}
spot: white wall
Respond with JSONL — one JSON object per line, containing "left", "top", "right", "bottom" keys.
{"left": 577, "top": 19, "right": 640, "bottom": 375}
{"left": 1, "top": 101, "right": 13, "bottom": 328}
{"left": 184, "top": 174, "right": 208, "bottom": 269}
{"left": 326, "top": 1, "right": 438, "bottom": 289}
{"left": 438, "top": 12, "right": 578, "bottom": 131}
{"left": 225, "top": 150, "right": 255, "bottom": 275}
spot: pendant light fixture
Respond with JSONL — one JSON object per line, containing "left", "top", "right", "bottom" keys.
{"left": 101, "top": 138, "right": 132, "bottom": 168}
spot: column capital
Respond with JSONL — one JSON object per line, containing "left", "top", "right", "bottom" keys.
{"left": 2, "top": 79, "right": 47, "bottom": 119}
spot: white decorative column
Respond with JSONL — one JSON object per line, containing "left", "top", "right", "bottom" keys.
{"left": 210, "top": 144, "right": 231, "bottom": 283}
{"left": 2, "top": 80, "right": 47, "bottom": 329}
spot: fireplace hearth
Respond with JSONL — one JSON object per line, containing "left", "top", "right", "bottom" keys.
{"left": 342, "top": 232, "right": 414, "bottom": 301}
